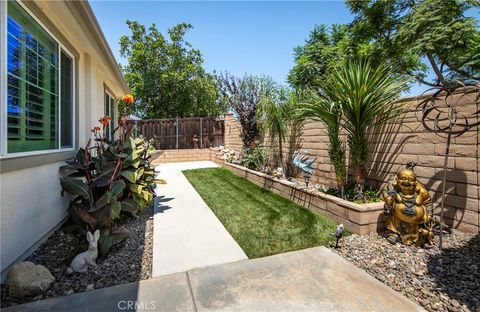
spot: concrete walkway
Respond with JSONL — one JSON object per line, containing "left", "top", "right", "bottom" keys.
{"left": 5, "top": 247, "right": 423, "bottom": 312}
{"left": 152, "top": 161, "right": 248, "bottom": 277}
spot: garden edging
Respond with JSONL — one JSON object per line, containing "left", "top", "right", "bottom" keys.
{"left": 223, "top": 163, "right": 385, "bottom": 235}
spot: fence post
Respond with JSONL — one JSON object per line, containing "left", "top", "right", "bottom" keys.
{"left": 199, "top": 117, "right": 203, "bottom": 148}
{"left": 175, "top": 117, "right": 179, "bottom": 149}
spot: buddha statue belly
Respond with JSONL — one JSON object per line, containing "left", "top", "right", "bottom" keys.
{"left": 382, "top": 167, "right": 434, "bottom": 246}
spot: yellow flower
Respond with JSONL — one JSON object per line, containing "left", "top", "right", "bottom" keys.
{"left": 122, "top": 94, "right": 134, "bottom": 104}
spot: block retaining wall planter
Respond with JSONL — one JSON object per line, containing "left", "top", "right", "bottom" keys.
{"left": 151, "top": 148, "right": 223, "bottom": 164}
{"left": 223, "top": 163, "right": 386, "bottom": 235}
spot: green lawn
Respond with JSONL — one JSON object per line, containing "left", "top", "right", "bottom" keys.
{"left": 183, "top": 167, "right": 340, "bottom": 258}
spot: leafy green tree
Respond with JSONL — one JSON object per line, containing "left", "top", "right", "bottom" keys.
{"left": 288, "top": 24, "right": 355, "bottom": 89}
{"left": 218, "top": 73, "right": 274, "bottom": 148}
{"left": 119, "top": 21, "right": 225, "bottom": 118}
{"left": 321, "top": 60, "right": 408, "bottom": 199}
{"left": 347, "top": 0, "right": 480, "bottom": 87}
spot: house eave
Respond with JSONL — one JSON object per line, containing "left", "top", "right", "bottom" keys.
{"left": 67, "top": 1, "right": 129, "bottom": 94}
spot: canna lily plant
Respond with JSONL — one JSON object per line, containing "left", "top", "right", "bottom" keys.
{"left": 60, "top": 117, "right": 159, "bottom": 257}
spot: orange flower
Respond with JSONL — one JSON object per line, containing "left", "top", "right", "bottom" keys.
{"left": 91, "top": 126, "right": 101, "bottom": 133}
{"left": 122, "top": 94, "right": 134, "bottom": 104}
{"left": 99, "top": 116, "right": 112, "bottom": 126}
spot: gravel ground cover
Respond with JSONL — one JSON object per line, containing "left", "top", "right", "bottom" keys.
{"left": 1, "top": 205, "right": 154, "bottom": 308}
{"left": 331, "top": 230, "right": 479, "bottom": 312}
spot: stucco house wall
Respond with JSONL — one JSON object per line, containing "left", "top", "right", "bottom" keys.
{"left": 0, "top": 0, "right": 128, "bottom": 278}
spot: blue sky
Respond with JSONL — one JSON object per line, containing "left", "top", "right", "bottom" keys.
{"left": 90, "top": 1, "right": 352, "bottom": 81}
{"left": 90, "top": 1, "right": 478, "bottom": 97}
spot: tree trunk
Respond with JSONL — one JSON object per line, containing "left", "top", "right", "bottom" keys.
{"left": 278, "top": 137, "right": 286, "bottom": 179}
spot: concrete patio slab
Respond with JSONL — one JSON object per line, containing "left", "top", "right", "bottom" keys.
{"left": 3, "top": 272, "right": 193, "bottom": 312}
{"left": 5, "top": 246, "right": 423, "bottom": 312}
{"left": 189, "top": 246, "right": 424, "bottom": 312}
{"left": 153, "top": 161, "right": 248, "bottom": 277}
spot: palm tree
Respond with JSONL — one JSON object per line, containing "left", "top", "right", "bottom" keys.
{"left": 257, "top": 86, "right": 304, "bottom": 178}
{"left": 301, "top": 92, "right": 346, "bottom": 197}
{"left": 321, "top": 60, "right": 408, "bottom": 199}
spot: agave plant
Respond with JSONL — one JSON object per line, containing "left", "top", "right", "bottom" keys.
{"left": 321, "top": 60, "right": 408, "bottom": 199}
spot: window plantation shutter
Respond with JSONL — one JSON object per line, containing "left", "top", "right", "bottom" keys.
{"left": 7, "top": 1, "right": 59, "bottom": 153}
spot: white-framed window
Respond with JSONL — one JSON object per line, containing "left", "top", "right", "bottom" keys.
{"left": 105, "top": 90, "right": 115, "bottom": 141}
{"left": 0, "top": 0, "right": 75, "bottom": 157}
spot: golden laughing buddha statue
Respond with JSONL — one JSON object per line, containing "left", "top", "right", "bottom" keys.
{"left": 382, "top": 165, "right": 434, "bottom": 246}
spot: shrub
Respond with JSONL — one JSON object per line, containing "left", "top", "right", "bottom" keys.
{"left": 59, "top": 119, "right": 158, "bottom": 257}
{"left": 218, "top": 73, "right": 275, "bottom": 147}
{"left": 241, "top": 144, "right": 268, "bottom": 171}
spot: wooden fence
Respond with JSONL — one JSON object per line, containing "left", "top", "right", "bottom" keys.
{"left": 125, "top": 117, "right": 225, "bottom": 150}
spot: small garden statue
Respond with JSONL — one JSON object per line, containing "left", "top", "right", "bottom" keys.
{"left": 272, "top": 167, "right": 284, "bottom": 178}
{"left": 381, "top": 164, "right": 434, "bottom": 246}
{"left": 67, "top": 230, "right": 100, "bottom": 274}
{"left": 192, "top": 134, "right": 199, "bottom": 149}
{"left": 292, "top": 150, "right": 316, "bottom": 187}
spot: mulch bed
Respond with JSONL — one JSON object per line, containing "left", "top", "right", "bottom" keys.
{"left": 1, "top": 205, "right": 154, "bottom": 308}
{"left": 331, "top": 230, "right": 479, "bottom": 312}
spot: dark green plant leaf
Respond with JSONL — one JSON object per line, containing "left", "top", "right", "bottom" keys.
{"left": 98, "top": 228, "right": 113, "bottom": 258}
{"left": 92, "top": 166, "right": 116, "bottom": 187}
{"left": 133, "top": 195, "right": 147, "bottom": 209}
{"left": 98, "top": 228, "right": 129, "bottom": 258}
{"left": 69, "top": 201, "right": 98, "bottom": 229}
{"left": 95, "top": 155, "right": 107, "bottom": 172}
{"left": 59, "top": 165, "right": 78, "bottom": 177}
{"left": 76, "top": 148, "right": 87, "bottom": 166}
{"left": 110, "top": 201, "right": 122, "bottom": 219}
{"left": 60, "top": 178, "right": 89, "bottom": 199}
{"left": 121, "top": 198, "right": 139, "bottom": 214}
{"left": 111, "top": 180, "right": 126, "bottom": 195}
{"left": 121, "top": 170, "right": 137, "bottom": 183}
{"left": 91, "top": 192, "right": 110, "bottom": 212}
{"left": 126, "top": 136, "right": 135, "bottom": 150}
{"left": 108, "top": 146, "right": 128, "bottom": 159}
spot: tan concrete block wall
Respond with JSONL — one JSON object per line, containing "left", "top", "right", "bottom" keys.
{"left": 224, "top": 114, "right": 243, "bottom": 154}
{"left": 150, "top": 148, "right": 226, "bottom": 166}
{"left": 223, "top": 92, "right": 480, "bottom": 234}
{"left": 151, "top": 149, "right": 215, "bottom": 164}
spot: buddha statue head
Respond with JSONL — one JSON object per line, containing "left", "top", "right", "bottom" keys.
{"left": 393, "top": 169, "right": 417, "bottom": 195}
